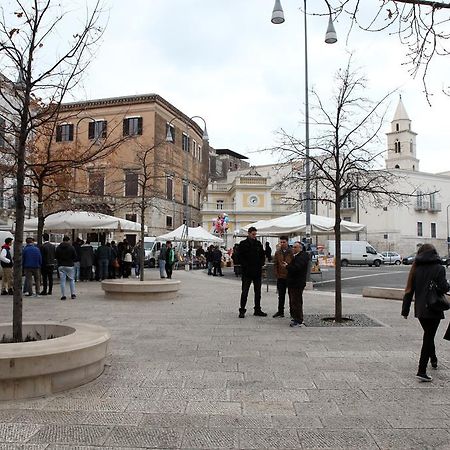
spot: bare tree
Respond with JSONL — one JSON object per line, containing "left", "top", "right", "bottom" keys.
{"left": 0, "top": 0, "right": 104, "bottom": 341}
{"left": 326, "top": 1, "right": 450, "bottom": 99}
{"left": 274, "top": 58, "right": 410, "bottom": 321}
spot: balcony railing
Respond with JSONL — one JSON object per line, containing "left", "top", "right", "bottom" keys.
{"left": 428, "top": 202, "right": 441, "bottom": 212}
{"left": 414, "top": 201, "right": 429, "bottom": 211}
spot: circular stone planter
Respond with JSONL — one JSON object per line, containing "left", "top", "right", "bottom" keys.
{"left": 0, "top": 322, "right": 110, "bottom": 401}
{"left": 102, "top": 279, "right": 180, "bottom": 300}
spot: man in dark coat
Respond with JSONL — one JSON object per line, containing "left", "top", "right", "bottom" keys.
{"left": 238, "top": 227, "right": 267, "bottom": 318}
{"left": 285, "top": 241, "right": 309, "bottom": 327}
{"left": 40, "top": 233, "right": 56, "bottom": 295}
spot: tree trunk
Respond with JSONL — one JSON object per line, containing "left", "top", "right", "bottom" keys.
{"left": 12, "top": 113, "right": 29, "bottom": 342}
{"left": 37, "top": 185, "right": 44, "bottom": 246}
{"left": 140, "top": 206, "right": 145, "bottom": 282}
{"left": 334, "top": 199, "right": 342, "bottom": 322}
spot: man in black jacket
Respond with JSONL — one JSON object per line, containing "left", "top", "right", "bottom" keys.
{"left": 55, "top": 236, "right": 77, "bottom": 300}
{"left": 40, "top": 233, "right": 56, "bottom": 295}
{"left": 285, "top": 241, "right": 309, "bottom": 327}
{"left": 238, "top": 227, "right": 267, "bottom": 318}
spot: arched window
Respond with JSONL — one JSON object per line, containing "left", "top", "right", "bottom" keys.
{"left": 394, "top": 140, "right": 401, "bottom": 153}
{"left": 410, "top": 140, "right": 413, "bottom": 153}
{"left": 396, "top": 123, "right": 399, "bottom": 131}
{"left": 395, "top": 164, "right": 400, "bottom": 169}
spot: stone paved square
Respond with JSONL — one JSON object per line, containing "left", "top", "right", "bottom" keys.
{"left": 0, "top": 268, "right": 449, "bottom": 448}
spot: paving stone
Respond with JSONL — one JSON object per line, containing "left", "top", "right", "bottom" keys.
{"left": 203, "top": 371, "right": 244, "bottom": 381}
{"left": 45, "top": 398, "right": 127, "bottom": 412}
{"left": 294, "top": 401, "right": 342, "bottom": 416}
{"left": 126, "top": 399, "right": 188, "bottom": 414}
{"left": 320, "top": 415, "right": 390, "bottom": 429}
{"left": 239, "top": 428, "right": 301, "bottom": 449}
{"left": 0, "top": 424, "right": 41, "bottom": 443}
{"left": 28, "top": 425, "right": 111, "bottom": 445}
{"left": 263, "top": 389, "right": 309, "bottom": 402}
{"left": 85, "top": 411, "right": 144, "bottom": 426}
{"left": 242, "top": 401, "right": 296, "bottom": 416}
{"left": 181, "top": 428, "right": 239, "bottom": 449}
{"left": 306, "top": 389, "right": 368, "bottom": 403}
{"left": 297, "top": 429, "right": 378, "bottom": 449}
{"left": 139, "top": 413, "right": 208, "bottom": 428}
{"left": 0, "top": 445, "right": 47, "bottom": 450}
{"left": 229, "top": 389, "right": 264, "bottom": 402}
{"left": 209, "top": 414, "right": 272, "bottom": 428}
{"left": 0, "top": 410, "right": 19, "bottom": 422}
{"left": 102, "top": 386, "right": 163, "bottom": 400}
{"left": 0, "top": 399, "right": 49, "bottom": 411}
{"left": 104, "top": 426, "right": 183, "bottom": 448}
{"left": 161, "top": 388, "right": 228, "bottom": 401}
{"left": 184, "top": 379, "right": 228, "bottom": 389}
{"left": 140, "top": 378, "right": 184, "bottom": 388}
{"left": 387, "top": 416, "right": 450, "bottom": 429}
{"left": 12, "top": 411, "right": 89, "bottom": 425}
{"left": 271, "top": 416, "right": 323, "bottom": 429}
{"left": 370, "top": 428, "right": 450, "bottom": 449}
{"left": 186, "top": 401, "right": 242, "bottom": 415}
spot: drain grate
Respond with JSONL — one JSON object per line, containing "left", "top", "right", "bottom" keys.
{"left": 302, "top": 313, "right": 383, "bottom": 327}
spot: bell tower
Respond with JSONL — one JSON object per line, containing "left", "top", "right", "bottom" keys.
{"left": 385, "top": 96, "right": 419, "bottom": 171}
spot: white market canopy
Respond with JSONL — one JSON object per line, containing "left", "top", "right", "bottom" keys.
{"left": 240, "top": 212, "right": 366, "bottom": 236}
{"left": 23, "top": 211, "right": 146, "bottom": 232}
{"left": 157, "top": 225, "right": 223, "bottom": 243}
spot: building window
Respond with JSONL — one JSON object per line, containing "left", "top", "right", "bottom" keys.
{"left": 88, "top": 120, "right": 107, "bottom": 140}
{"left": 410, "top": 140, "right": 413, "bottom": 153}
{"left": 182, "top": 183, "right": 188, "bottom": 205}
{"left": 123, "top": 117, "right": 143, "bottom": 136}
{"left": 182, "top": 132, "right": 190, "bottom": 152}
{"left": 166, "top": 177, "right": 173, "bottom": 200}
{"left": 166, "top": 216, "right": 173, "bottom": 228}
{"left": 124, "top": 172, "right": 139, "bottom": 197}
{"left": 193, "top": 188, "right": 196, "bottom": 207}
{"left": 394, "top": 140, "right": 400, "bottom": 153}
{"left": 429, "top": 193, "right": 436, "bottom": 210}
{"left": 417, "top": 221, "right": 423, "bottom": 237}
{"left": 166, "top": 123, "right": 175, "bottom": 143}
{"left": 216, "top": 200, "right": 224, "bottom": 210}
{"left": 125, "top": 213, "right": 137, "bottom": 223}
{"left": 341, "top": 192, "right": 356, "bottom": 209}
{"left": 431, "top": 222, "right": 436, "bottom": 238}
{"left": 343, "top": 216, "right": 352, "bottom": 222}
{"left": 56, "top": 123, "right": 74, "bottom": 142}
{"left": 396, "top": 123, "right": 399, "bottom": 131}
{"left": 416, "top": 191, "right": 424, "bottom": 208}
{"left": 0, "top": 117, "right": 5, "bottom": 148}
{"left": 197, "top": 191, "right": 201, "bottom": 209}
{"left": 88, "top": 172, "right": 105, "bottom": 196}
{"left": 192, "top": 139, "right": 197, "bottom": 158}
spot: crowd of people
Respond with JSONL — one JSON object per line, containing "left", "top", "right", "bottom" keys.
{"left": 0, "top": 234, "right": 145, "bottom": 301}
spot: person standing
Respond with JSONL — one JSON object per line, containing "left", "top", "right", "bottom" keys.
{"left": 165, "top": 241, "right": 176, "bottom": 279}
{"left": 238, "top": 227, "right": 267, "bottom": 318}
{"left": 121, "top": 239, "right": 133, "bottom": 279}
{"left": 158, "top": 243, "right": 167, "bottom": 278}
{"left": 402, "top": 244, "right": 450, "bottom": 382}
{"left": 22, "top": 237, "right": 42, "bottom": 297}
{"left": 95, "top": 240, "right": 111, "bottom": 281}
{"left": 285, "top": 241, "right": 309, "bottom": 327}
{"left": 272, "top": 236, "right": 293, "bottom": 318}
{"left": 73, "top": 238, "right": 82, "bottom": 282}
{"left": 205, "top": 245, "right": 214, "bottom": 276}
{"left": 109, "top": 241, "right": 118, "bottom": 279}
{"left": 79, "top": 240, "right": 94, "bottom": 281}
{"left": 55, "top": 236, "right": 77, "bottom": 300}
{"left": 265, "top": 242, "right": 273, "bottom": 262}
{"left": 40, "top": 233, "right": 56, "bottom": 295}
{"left": 133, "top": 241, "right": 142, "bottom": 278}
{"left": 212, "top": 246, "right": 224, "bottom": 276}
{"left": 0, "top": 237, "right": 14, "bottom": 295}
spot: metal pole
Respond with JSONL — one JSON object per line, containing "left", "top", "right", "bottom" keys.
{"left": 304, "top": 0, "right": 310, "bottom": 240}
{"left": 446, "top": 204, "right": 450, "bottom": 256}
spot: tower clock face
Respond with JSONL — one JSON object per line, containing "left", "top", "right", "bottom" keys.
{"left": 248, "top": 195, "right": 259, "bottom": 206}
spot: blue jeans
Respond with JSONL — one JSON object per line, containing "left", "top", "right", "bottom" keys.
{"left": 59, "top": 266, "right": 75, "bottom": 297}
{"left": 98, "top": 259, "right": 109, "bottom": 280}
{"left": 158, "top": 259, "right": 166, "bottom": 278}
{"left": 74, "top": 261, "right": 80, "bottom": 281}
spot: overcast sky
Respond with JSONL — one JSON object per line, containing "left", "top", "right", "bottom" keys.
{"left": 72, "top": 0, "right": 450, "bottom": 174}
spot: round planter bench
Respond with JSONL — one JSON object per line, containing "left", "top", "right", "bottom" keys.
{"left": 0, "top": 322, "right": 110, "bottom": 401}
{"left": 101, "top": 279, "right": 180, "bottom": 300}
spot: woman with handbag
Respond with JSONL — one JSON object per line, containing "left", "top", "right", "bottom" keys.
{"left": 402, "top": 244, "right": 450, "bottom": 382}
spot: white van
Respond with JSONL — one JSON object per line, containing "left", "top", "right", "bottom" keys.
{"left": 143, "top": 237, "right": 166, "bottom": 268}
{"left": 328, "top": 240, "right": 384, "bottom": 267}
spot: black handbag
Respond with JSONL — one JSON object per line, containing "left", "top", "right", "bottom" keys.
{"left": 427, "top": 280, "right": 450, "bottom": 312}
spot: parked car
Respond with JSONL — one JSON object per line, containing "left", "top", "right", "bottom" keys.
{"left": 381, "top": 251, "right": 402, "bottom": 265}
{"left": 402, "top": 253, "right": 416, "bottom": 265}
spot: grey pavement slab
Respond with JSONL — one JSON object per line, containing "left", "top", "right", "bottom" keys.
{"left": 0, "top": 268, "right": 449, "bottom": 448}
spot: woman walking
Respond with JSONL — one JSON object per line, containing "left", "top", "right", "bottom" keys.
{"left": 402, "top": 244, "right": 449, "bottom": 382}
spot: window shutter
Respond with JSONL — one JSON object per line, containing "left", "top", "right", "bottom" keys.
{"left": 101, "top": 120, "right": 107, "bottom": 138}
{"left": 56, "top": 125, "right": 62, "bottom": 142}
{"left": 68, "top": 124, "right": 74, "bottom": 141}
{"left": 137, "top": 117, "right": 143, "bottom": 135}
{"left": 88, "top": 122, "right": 95, "bottom": 140}
{"left": 123, "top": 119, "right": 129, "bottom": 136}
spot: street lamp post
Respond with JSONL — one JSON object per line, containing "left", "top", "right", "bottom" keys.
{"left": 446, "top": 204, "right": 450, "bottom": 256}
{"left": 271, "top": 0, "right": 337, "bottom": 242}
{"left": 166, "top": 115, "right": 208, "bottom": 243}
